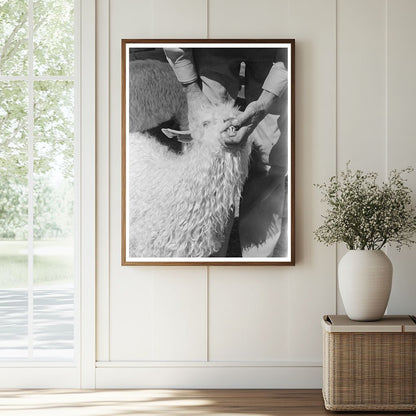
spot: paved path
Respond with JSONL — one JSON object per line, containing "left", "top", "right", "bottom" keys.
{"left": 0, "top": 288, "right": 74, "bottom": 360}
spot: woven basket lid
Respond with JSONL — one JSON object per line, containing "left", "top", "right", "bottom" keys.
{"left": 322, "top": 315, "right": 416, "bottom": 333}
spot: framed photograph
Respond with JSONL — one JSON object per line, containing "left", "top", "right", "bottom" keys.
{"left": 122, "top": 39, "right": 295, "bottom": 265}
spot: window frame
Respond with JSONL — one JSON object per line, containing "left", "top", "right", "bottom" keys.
{"left": 0, "top": 0, "right": 96, "bottom": 388}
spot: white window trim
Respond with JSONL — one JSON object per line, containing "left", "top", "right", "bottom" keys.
{"left": 79, "top": 0, "right": 96, "bottom": 389}
{"left": 1, "top": 0, "right": 77, "bottom": 365}
{"left": 0, "top": 0, "right": 96, "bottom": 388}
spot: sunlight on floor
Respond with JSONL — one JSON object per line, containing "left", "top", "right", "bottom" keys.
{"left": 0, "top": 389, "right": 271, "bottom": 416}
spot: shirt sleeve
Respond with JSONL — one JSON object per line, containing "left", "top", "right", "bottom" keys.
{"left": 164, "top": 48, "right": 198, "bottom": 85}
{"left": 262, "top": 61, "right": 288, "bottom": 97}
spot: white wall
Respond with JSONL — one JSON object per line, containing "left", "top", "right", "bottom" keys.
{"left": 95, "top": 0, "right": 416, "bottom": 388}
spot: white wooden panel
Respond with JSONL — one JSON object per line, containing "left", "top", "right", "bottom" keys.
{"left": 151, "top": 269, "right": 207, "bottom": 361}
{"left": 209, "top": 0, "right": 289, "bottom": 38}
{"left": 150, "top": 0, "right": 207, "bottom": 38}
{"left": 110, "top": 271, "right": 154, "bottom": 360}
{"left": 106, "top": 0, "right": 154, "bottom": 363}
{"left": 386, "top": 0, "right": 416, "bottom": 315}
{"left": 286, "top": 0, "right": 337, "bottom": 360}
{"left": 110, "top": 0, "right": 206, "bottom": 39}
{"left": 107, "top": 0, "right": 154, "bottom": 324}
{"left": 107, "top": 0, "right": 209, "bottom": 363}
{"left": 110, "top": 268, "right": 207, "bottom": 361}
{"left": 110, "top": 0, "right": 153, "bottom": 38}
{"left": 337, "top": 0, "right": 387, "bottom": 172}
{"left": 336, "top": 0, "right": 387, "bottom": 314}
{"left": 207, "top": 0, "right": 336, "bottom": 364}
{"left": 95, "top": 0, "right": 416, "bottom": 387}
{"left": 209, "top": 268, "right": 290, "bottom": 361}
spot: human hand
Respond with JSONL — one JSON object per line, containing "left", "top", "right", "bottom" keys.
{"left": 220, "top": 90, "right": 278, "bottom": 148}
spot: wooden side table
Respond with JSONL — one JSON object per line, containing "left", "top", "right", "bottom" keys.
{"left": 322, "top": 315, "right": 416, "bottom": 411}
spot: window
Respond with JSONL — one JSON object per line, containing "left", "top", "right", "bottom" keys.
{"left": 0, "top": 0, "right": 78, "bottom": 362}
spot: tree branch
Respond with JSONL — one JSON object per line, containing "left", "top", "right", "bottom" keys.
{"left": 0, "top": 9, "right": 28, "bottom": 69}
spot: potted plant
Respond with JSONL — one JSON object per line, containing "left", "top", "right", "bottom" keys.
{"left": 314, "top": 164, "right": 416, "bottom": 321}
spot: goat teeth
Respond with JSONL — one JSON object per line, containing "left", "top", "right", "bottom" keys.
{"left": 227, "top": 126, "right": 237, "bottom": 136}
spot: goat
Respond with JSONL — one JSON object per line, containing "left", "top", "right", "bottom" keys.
{"left": 129, "top": 59, "right": 188, "bottom": 133}
{"left": 128, "top": 100, "right": 252, "bottom": 258}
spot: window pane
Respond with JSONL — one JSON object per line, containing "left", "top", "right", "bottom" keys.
{"left": 33, "top": 81, "right": 74, "bottom": 255}
{"left": 0, "top": 289, "right": 28, "bottom": 359}
{"left": 0, "top": 81, "right": 28, "bottom": 244}
{"left": 0, "top": 81, "right": 28, "bottom": 359}
{"left": 33, "top": 0, "right": 74, "bottom": 76}
{"left": 33, "top": 80, "right": 74, "bottom": 359}
{"left": 33, "top": 288, "right": 74, "bottom": 360}
{"left": 0, "top": 0, "right": 28, "bottom": 76}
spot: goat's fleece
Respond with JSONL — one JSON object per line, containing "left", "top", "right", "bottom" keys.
{"left": 128, "top": 102, "right": 251, "bottom": 258}
{"left": 129, "top": 59, "right": 187, "bottom": 133}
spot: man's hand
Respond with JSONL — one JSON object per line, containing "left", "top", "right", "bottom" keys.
{"left": 220, "top": 90, "right": 279, "bottom": 148}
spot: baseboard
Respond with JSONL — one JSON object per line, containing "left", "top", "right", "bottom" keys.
{"left": 95, "top": 365, "right": 323, "bottom": 389}
{"left": 0, "top": 367, "right": 80, "bottom": 388}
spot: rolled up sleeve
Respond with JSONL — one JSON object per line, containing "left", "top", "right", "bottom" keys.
{"left": 262, "top": 61, "right": 288, "bottom": 97}
{"left": 164, "top": 48, "right": 198, "bottom": 85}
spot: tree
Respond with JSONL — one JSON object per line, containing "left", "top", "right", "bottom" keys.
{"left": 0, "top": 176, "right": 27, "bottom": 239}
{"left": 0, "top": 0, "right": 75, "bottom": 240}
{"left": 0, "top": 0, "right": 28, "bottom": 75}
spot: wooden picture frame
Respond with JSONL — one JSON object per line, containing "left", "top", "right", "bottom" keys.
{"left": 122, "top": 39, "right": 295, "bottom": 265}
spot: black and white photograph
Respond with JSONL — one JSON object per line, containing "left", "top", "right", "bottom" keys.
{"left": 122, "top": 40, "right": 295, "bottom": 265}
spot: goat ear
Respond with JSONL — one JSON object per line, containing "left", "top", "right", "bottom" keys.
{"left": 161, "top": 128, "right": 193, "bottom": 143}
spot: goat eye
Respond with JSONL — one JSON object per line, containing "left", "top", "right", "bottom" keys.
{"left": 202, "top": 121, "right": 210, "bottom": 128}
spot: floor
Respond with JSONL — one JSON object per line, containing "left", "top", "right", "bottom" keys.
{"left": 0, "top": 389, "right": 413, "bottom": 416}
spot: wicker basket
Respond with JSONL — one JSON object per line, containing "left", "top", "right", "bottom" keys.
{"left": 322, "top": 315, "right": 416, "bottom": 411}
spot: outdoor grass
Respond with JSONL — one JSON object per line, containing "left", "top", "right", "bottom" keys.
{"left": 0, "top": 240, "right": 73, "bottom": 289}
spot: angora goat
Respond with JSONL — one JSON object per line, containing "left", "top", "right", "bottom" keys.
{"left": 129, "top": 59, "right": 188, "bottom": 133}
{"left": 129, "top": 101, "right": 252, "bottom": 258}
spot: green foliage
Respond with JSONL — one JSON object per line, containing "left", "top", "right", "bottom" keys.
{"left": 33, "top": 0, "right": 74, "bottom": 75}
{"left": 34, "top": 176, "right": 74, "bottom": 239}
{"left": 34, "top": 81, "right": 74, "bottom": 177}
{"left": 0, "top": 81, "right": 28, "bottom": 238}
{"left": 0, "top": 1, "right": 74, "bottom": 241}
{"left": 0, "top": 176, "right": 27, "bottom": 239}
{"left": 0, "top": 0, "right": 28, "bottom": 75}
{"left": 314, "top": 164, "right": 416, "bottom": 250}
{"left": 0, "top": 81, "right": 28, "bottom": 180}
{"left": 0, "top": 0, "right": 74, "bottom": 76}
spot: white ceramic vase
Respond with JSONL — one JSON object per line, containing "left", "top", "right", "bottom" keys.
{"left": 338, "top": 250, "right": 393, "bottom": 321}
